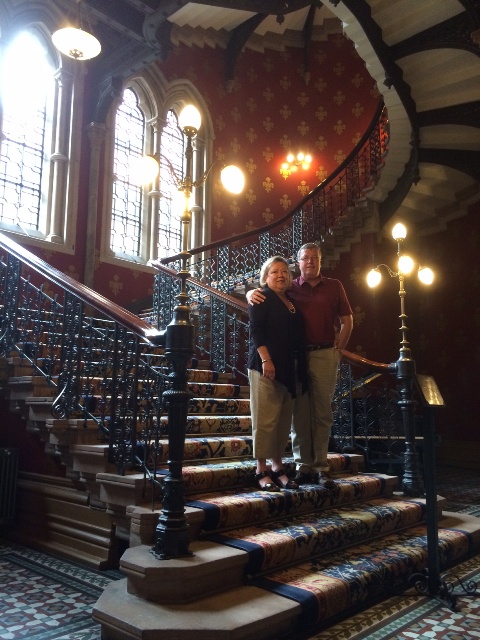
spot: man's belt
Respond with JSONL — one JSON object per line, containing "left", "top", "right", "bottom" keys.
{"left": 306, "top": 343, "right": 334, "bottom": 351}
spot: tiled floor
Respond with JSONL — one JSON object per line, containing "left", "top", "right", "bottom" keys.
{"left": 0, "top": 543, "right": 121, "bottom": 640}
{"left": 1, "top": 465, "right": 479, "bottom": 640}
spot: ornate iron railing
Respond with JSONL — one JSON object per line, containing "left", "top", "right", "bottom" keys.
{"left": 0, "top": 97, "right": 430, "bottom": 490}
{"left": 156, "top": 101, "right": 388, "bottom": 294}
{"left": 0, "top": 232, "right": 167, "bottom": 480}
{"left": 0, "top": 231, "right": 434, "bottom": 494}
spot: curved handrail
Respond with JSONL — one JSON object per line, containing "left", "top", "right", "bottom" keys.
{"left": 0, "top": 232, "right": 164, "bottom": 345}
{"left": 339, "top": 349, "right": 390, "bottom": 373}
{"left": 159, "top": 100, "right": 387, "bottom": 265}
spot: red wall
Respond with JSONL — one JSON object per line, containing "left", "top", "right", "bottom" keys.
{"left": 159, "top": 35, "right": 379, "bottom": 241}
{"left": 16, "top": 34, "right": 379, "bottom": 310}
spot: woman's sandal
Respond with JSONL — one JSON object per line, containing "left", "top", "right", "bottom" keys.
{"left": 271, "top": 469, "right": 299, "bottom": 490}
{"left": 255, "top": 471, "right": 280, "bottom": 492}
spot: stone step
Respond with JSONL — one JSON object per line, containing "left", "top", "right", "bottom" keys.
{"left": 190, "top": 396, "right": 251, "bottom": 415}
{"left": 94, "top": 454, "right": 363, "bottom": 504}
{"left": 92, "top": 512, "right": 480, "bottom": 640}
{"left": 185, "top": 473, "right": 397, "bottom": 530}
{"left": 120, "top": 495, "right": 441, "bottom": 601}
{"left": 186, "top": 382, "right": 250, "bottom": 398}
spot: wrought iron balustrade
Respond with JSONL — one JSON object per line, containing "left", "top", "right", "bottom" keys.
{"left": 332, "top": 351, "right": 434, "bottom": 476}
{"left": 157, "top": 101, "right": 388, "bottom": 294}
{"left": 0, "top": 232, "right": 168, "bottom": 482}
{"left": 0, "top": 230, "right": 435, "bottom": 495}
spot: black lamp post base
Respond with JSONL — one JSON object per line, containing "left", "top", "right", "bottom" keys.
{"left": 409, "top": 568, "right": 478, "bottom": 611}
{"left": 151, "top": 527, "right": 192, "bottom": 560}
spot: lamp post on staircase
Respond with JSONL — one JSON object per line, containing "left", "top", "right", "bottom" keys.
{"left": 366, "top": 223, "right": 434, "bottom": 497}
{"left": 142, "top": 105, "right": 244, "bottom": 559}
{"left": 367, "top": 225, "right": 479, "bottom": 607}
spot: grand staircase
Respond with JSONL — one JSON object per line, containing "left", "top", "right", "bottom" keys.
{"left": 3, "top": 335, "right": 480, "bottom": 639}
{"left": 90, "top": 357, "right": 480, "bottom": 639}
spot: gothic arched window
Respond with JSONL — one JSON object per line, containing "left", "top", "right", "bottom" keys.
{"left": 0, "top": 27, "right": 78, "bottom": 250}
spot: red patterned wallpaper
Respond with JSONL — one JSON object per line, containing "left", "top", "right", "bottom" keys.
{"left": 25, "top": 33, "right": 379, "bottom": 309}
{"left": 159, "top": 35, "right": 380, "bottom": 242}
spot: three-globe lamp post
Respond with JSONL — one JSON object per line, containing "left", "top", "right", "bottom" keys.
{"left": 367, "top": 223, "right": 434, "bottom": 497}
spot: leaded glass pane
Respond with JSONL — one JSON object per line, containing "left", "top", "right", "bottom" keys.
{"left": 0, "top": 32, "right": 51, "bottom": 231}
{"left": 111, "top": 88, "right": 144, "bottom": 256}
{"left": 158, "top": 110, "right": 184, "bottom": 258}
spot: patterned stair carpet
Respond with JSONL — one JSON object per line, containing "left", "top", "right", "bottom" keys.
{"left": 179, "top": 452, "right": 355, "bottom": 495}
{"left": 308, "top": 553, "right": 480, "bottom": 640}
{"left": 187, "top": 473, "right": 389, "bottom": 530}
{"left": 1, "top": 465, "right": 479, "bottom": 640}
{"left": 208, "top": 498, "right": 427, "bottom": 574}
{"left": 1, "top": 539, "right": 479, "bottom": 640}
{"left": 252, "top": 525, "right": 473, "bottom": 631}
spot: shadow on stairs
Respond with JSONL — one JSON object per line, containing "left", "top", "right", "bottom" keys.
{"left": 89, "top": 359, "right": 480, "bottom": 640}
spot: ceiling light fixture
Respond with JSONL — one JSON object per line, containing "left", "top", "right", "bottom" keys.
{"left": 52, "top": 0, "right": 101, "bottom": 61}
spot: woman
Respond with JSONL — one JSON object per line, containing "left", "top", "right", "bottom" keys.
{"left": 248, "top": 255, "right": 308, "bottom": 491}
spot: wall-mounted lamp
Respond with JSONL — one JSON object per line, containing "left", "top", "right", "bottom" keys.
{"left": 52, "top": 0, "right": 101, "bottom": 60}
{"left": 280, "top": 152, "right": 312, "bottom": 179}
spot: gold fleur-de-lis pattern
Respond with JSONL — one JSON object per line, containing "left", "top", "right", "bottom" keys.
{"left": 159, "top": 35, "right": 378, "bottom": 242}
{"left": 82, "top": 32, "right": 379, "bottom": 307}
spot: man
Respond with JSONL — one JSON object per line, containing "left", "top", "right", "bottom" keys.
{"left": 247, "top": 243, "right": 353, "bottom": 488}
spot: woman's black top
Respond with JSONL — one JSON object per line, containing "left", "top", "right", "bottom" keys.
{"left": 247, "top": 286, "right": 308, "bottom": 398}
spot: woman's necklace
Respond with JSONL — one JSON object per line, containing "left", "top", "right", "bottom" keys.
{"left": 277, "top": 294, "right": 296, "bottom": 314}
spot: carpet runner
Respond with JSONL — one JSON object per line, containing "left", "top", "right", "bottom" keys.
{"left": 252, "top": 526, "right": 473, "bottom": 630}
{"left": 207, "top": 498, "right": 427, "bottom": 575}
{"left": 187, "top": 474, "right": 389, "bottom": 529}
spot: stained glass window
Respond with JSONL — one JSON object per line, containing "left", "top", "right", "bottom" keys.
{"left": 111, "top": 88, "right": 144, "bottom": 257}
{"left": 0, "top": 32, "right": 52, "bottom": 233}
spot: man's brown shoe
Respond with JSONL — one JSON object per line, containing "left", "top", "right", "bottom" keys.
{"left": 316, "top": 471, "right": 335, "bottom": 489}
{"left": 294, "top": 471, "right": 315, "bottom": 485}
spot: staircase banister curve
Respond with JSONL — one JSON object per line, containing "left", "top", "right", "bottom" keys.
{"left": 159, "top": 100, "right": 387, "bottom": 265}
{"left": 339, "top": 349, "right": 390, "bottom": 373}
{"left": 0, "top": 232, "right": 163, "bottom": 345}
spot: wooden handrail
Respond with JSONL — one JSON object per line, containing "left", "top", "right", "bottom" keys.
{"left": 154, "top": 262, "right": 248, "bottom": 314}
{"left": 0, "top": 232, "right": 164, "bottom": 345}
{"left": 339, "top": 349, "right": 390, "bottom": 373}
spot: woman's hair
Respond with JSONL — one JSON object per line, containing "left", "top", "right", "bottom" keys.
{"left": 259, "top": 256, "right": 292, "bottom": 287}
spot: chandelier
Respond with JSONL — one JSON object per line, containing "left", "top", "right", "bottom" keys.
{"left": 52, "top": 0, "right": 101, "bottom": 61}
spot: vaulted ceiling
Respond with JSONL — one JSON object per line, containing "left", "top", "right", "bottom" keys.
{"left": 59, "top": 1, "right": 343, "bottom": 89}
{"left": 37, "top": 0, "right": 480, "bottom": 234}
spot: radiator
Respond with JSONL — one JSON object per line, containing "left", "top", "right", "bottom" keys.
{"left": 0, "top": 448, "right": 18, "bottom": 526}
